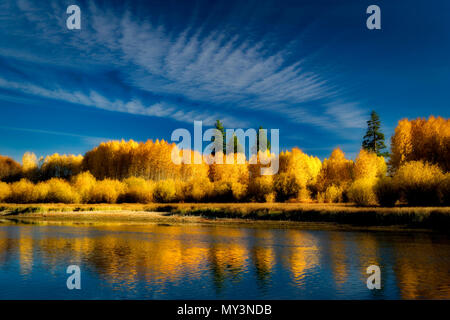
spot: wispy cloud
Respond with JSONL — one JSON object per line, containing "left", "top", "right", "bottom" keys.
{"left": 0, "top": 0, "right": 366, "bottom": 132}
{"left": 0, "top": 125, "right": 109, "bottom": 146}
{"left": 0, "top": 77, "right": 247, "bottom": 127}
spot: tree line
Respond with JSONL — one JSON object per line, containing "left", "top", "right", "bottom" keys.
{"left": 0, "top": 115, "right": 448, "bottom": 206}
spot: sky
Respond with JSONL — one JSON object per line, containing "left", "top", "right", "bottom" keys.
{"left": 0, "top": 0, "right": 449, "bottom": 162}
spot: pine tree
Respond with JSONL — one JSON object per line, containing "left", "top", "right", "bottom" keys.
{"left": 213, "top": 120, "right": 242, "bottom": 154}
{"left": 213, "top": 120, "right": 226, "bottom": 154}
{"left": 257, "top": 126, "right": 271, "bottom": 152}
{"left": 362, "top": 111, "right": 388, "bottom": 157}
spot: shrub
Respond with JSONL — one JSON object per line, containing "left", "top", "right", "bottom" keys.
{"left": 32, "top": 182, "right": 50, "bottom": 203}
{"left": 439, "top": 173, "right": 450, "bottom": 206}
{"left": 183, "top": 178, "right": 212, "bottom": 202}
{"left": 8, "top": 179, "right": 36, "bottom": 203}
{"left": 374, "top": 177, "right": 399, "bottom": 207}
{"left": 231, "top": 182, "right": 247, "bottom": 201}
{"left": 45, "top": 178, "right": 80, "bottom": 203}
{"left": 153, "top": 179, "right": 177, "bottom": 203}
{"left": 212, "top": 181, "right": 234, "bottom": 202}
{"left": 121, "top": 177, "right": 154, "bottom": 203}
{"left": 71, "top": 172, "right": 97, "bottom": 203}
{"left": 347, "top": 179, "right": 376, "bottom": 206}
{"left": 248, "top": 176, "right": 273, "bottom": 202}
{"left": 323, "top": 185, "right": 343, "bottom": 203}
{"left": 394, "top": 161, "right": 444, "bottom": 206}
{"left": 0, "top": 155, "right": 22, "bottom": 182}
{"left": 0, "top": 182, "right": 11, "bottom": 202}
{"left": 89, "top": 179, "right": 125, "bottom": 203}
{"left": 264, "top": 192, "right": 276, "bottom": 203}
{"left": 273, "top": 173, "right": 300, "bottom": 202}
{"left": 353, "top": 149, "right": 387, "bottom": 181}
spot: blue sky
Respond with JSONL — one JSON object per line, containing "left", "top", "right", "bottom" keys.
{"left": 0, "top": 0, "right": 449, "bottom": 162}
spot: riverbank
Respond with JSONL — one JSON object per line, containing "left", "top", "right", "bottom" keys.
{"left": 1, "top": 203, "right": 449, "bottom": 230}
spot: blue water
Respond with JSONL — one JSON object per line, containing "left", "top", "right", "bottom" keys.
{"left": 0, "top": 220, "right": 449, "bottom": 299}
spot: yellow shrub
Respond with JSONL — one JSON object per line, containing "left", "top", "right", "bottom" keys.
{"left": 71, "top": 171, "right": 97, "bottom": 203}
{"left": 347, "top": 179, "right": 377, "bottom": 206}
{"left": 249, "top": 176, "right": 274, "bottom": 202}
{"left": 153, "top": 179, "right": 177, "bottom": 203}
{"left": 231, "top": 182, "right": 247, "bottom": 201}
{"left": 274, "top": 148, "right": 321, "bottom": 201}
{"left": 323, "top": 185, "right": 343, "bottom": 203}
{"left": 8, "top": 179, "right": 36, "bottom": 203}
{"left": 374, "top": 177, "right": 399, "bottom": 207}
{"left": 354, "top": 149, "right": 387, "bottom": 181}
{"left": 315, "top": 148, "right": 353, "bottom": 192}
{"left": 44, "top": 178, "right": 80, "bottom": 203}
{"left": 273, "top": 173, "right": 300, "bottom": 201}
{"left": 394, "top": 161, "right": 444, "bottom": 206}
{"left": 89, "top": 179, "right": 125, "bottom": 203}
{"left": 439, "top": 173, "right": 450, "bottom": 206}
{"left": 32, "top": 182, "right": 50, "bottom": 203}
{"left": 0, "top": 182, "right": 11, "bottom": 202}
{"left": 264, "top": 192, "right": 276, "bottom": 203}
{"left": 121, "top": 177, "right": 154, "bottom": 203}
{"left": 183, "top": 177, "right": 213, "bottom": 202}
{"left": 212, "top": 181, "right": 233, "bottom": 202}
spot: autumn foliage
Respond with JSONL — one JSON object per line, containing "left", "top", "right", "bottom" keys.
{"left": 0, "top": 116, "right": 449, "bottom": 206}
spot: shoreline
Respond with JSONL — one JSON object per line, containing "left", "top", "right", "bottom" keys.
{"left": 1, "top": 203, "right": 449, "bottom": 231}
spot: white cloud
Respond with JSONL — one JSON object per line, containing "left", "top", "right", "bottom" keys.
{"left": 0, "top": 77, "right": 248, "bottom": 127}
{"left": 0, "top": 0, "right": 367, "bottom": 133}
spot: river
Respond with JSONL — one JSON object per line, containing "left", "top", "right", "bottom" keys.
{"left": 0, "top": 220, "right": 449, "bottom": 299}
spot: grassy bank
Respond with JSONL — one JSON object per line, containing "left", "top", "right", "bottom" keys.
{"left": 1, "top": 202, "right": 449, "bottom": 230}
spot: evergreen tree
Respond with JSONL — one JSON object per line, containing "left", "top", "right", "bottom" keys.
{"left": 362, "top": 111, "right": 388, "bottom": 157}
{"left": 213, "top": 120, "right": 242, "bottom": 154}
{"left": 257, "top": 126, "right": 271, "bottom": 152}
{"left": 213, "top": 120, "right": 226, "bottom": 154}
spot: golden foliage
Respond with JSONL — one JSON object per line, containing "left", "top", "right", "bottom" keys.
{"left": 89, "top": 179, "right": 125, "bottom": 204}
{"left": 8, "top": 179, "right": 37, "bottom": 203}
{"left": 121, "top": 177, "right": 154, "bottom": 203}
{"left": 390, "top": 116, "right": 450, "bottom": 172}
{"left": 248, "top": 176, "right": 274, "bottom": 202}
{"left": 45, "top": 178, "right": 80, "bottom": 203}
{"left": 274, "top": 148, "right": 321, "bottom": 201}
{"left": 394, "top": 161, "right": 444, "bottom": 206}
{"left": 153, "top": 179, "right": 179, "bottom": 203}
{"left": 316, "top": 148, "right": 353, "bottom": 192}
{"left": 40, "top": 153, "right": 83, "bottom": 180}
{"left": 2, "top": 117, "right": 449, "bottom": 206}
{"left": 0, "top": 181, "right": 11, "bottom": 202}
{"left": 71, "top": 171, "right": 97, "bottom": 203}
{"left": 318, "top": 185, "right": 343, "bottom": 203}
{"left": 0, "top": 155, "right": 22, "bottom": 182}
{"left": 182, "top": 177, "right": 213, "bottom": 202}
{"left": 374, "top": 177, "right": 399, "bottom": 207}
{"left": 347, "top": 178, "right": 377, "bottom": 206}
{"left": 353, "top": 149, "right": 386, "bottom": 181}
{"left": 439, "top": 173, "right": 450, "bottom": 206}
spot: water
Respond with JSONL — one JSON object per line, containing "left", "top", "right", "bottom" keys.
{"left": 0, "top": 219, "right": 449, "bottom": 299}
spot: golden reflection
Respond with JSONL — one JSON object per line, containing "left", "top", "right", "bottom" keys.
{"left": 252, "top": 229, "right": 275, "bottom": 280}
{"left": 283, "top": 230, "right": 319, "bottom": 282}
{"left": 393, "top": 236, "right": 450, "bottom": 299}
{"left": 328, "top": 232, "right": 348, "bottom": 286}
{"left": 355, "top": 233, "right": 380, "bottom": 283}
{"left": 0, "top": 222, "right": 449, "bottom": 299}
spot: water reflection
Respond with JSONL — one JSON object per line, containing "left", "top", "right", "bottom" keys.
{"left": 0, "top": 221, "right": 449, "bottom": 299}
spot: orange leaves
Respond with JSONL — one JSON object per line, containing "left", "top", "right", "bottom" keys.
{"left": 316, "top": 148, "right": 353, "bottom": 192}
{"left": 390, "top": 116, "right": 450, "bottom": 172}
{"left": 353, "top": 149, "right": 386, "bottom": 181}
{"left": 0, "top": 155, "right": 21, "bottom": 182}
